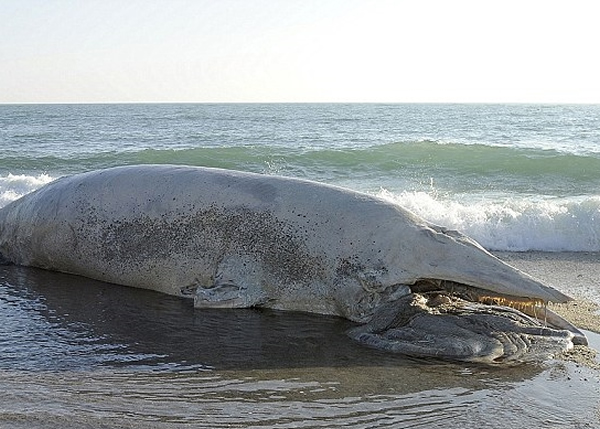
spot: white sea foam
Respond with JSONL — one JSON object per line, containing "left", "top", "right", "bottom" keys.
{"left": 0, "top": 173, "right": 56, "bottom": 208}
{"left": 379, "top": 189, "right": 600, "bottom": 252}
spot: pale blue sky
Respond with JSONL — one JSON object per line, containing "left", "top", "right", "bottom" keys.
{"left": 2, "top": 0, "right": 599, "bottom": 103}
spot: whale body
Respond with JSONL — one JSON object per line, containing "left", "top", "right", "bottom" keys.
{"left": 0, "top": 165, "right": 587, "bottom": 363}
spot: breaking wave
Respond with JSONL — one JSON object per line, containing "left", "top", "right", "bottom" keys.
{"left": 380, "top": 190, "right": 600, "bottom": 252}
{"left": 2, "top": 140, "right": 599, "bottom": 195}
{"left": 0, "top": 173, "right": 55, "bottom": 207}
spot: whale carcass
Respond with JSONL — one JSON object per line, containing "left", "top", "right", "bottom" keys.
{"left": 0, "top": 165, "right": 587, "bottom": 363}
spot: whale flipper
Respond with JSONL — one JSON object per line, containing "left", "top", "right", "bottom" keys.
{"left": 195, "top": 255, "right": 269, "bottom": 309}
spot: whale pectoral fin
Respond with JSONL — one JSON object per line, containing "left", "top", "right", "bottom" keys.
{"left": 194, "top": 275, "right": 249, "bottom": 309}
{"left": 194, "top": 256, "right": 269, "bottom": 309}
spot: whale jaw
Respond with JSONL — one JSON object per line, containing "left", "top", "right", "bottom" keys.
{"left": 348, "top": 280, "right": 586, "bottom": 364}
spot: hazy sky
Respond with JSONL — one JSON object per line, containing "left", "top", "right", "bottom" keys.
{"left": 2, "top": 0, "right": 599, "bottom": 103}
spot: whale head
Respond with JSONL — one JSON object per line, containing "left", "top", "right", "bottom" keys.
{"left": 350, "top": 221, "right": 587, "bottom": 364}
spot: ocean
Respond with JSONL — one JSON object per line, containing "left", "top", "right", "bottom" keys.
{"left": 1, "top": 103, "right": 599, "bottom": 428}
{"left": 2, "top": 103, "right": 600, "bottom": 251}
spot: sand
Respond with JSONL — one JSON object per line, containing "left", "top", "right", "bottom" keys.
{"left": 496, "top": 251, "right": 600, "bottom": 368}
{"left": 495, "top": 251, "right": 600, "bottom": 330}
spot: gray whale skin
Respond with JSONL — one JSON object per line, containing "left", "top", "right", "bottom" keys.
{"left": 0, "top": 165, "right": 588, "bottom": 363}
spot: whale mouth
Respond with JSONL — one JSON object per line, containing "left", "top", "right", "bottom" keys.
{"left": 412, "top": 279, "right": 588, "bottom": 343}
{"left": 349, "top": 280, "right": 587, "bottom": 364}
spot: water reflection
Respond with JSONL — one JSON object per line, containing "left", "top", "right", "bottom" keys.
{"left": 1, "top": 265, "right": 546, "bottom": 375}
{"left": 1, "top": 265, "right": 598, "bottom": 428}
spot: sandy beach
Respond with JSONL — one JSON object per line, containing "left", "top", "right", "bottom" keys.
{"left": 496, "top": 251, "right": 600, "bottom": 330}
{"left": 496, "top": 251, "right": 600, "bottom": 369}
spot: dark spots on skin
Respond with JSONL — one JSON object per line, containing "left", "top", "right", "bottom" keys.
{"left": 335, "top": 256, "right": 388, "bottom": 283}
{"left": 78, "top": 205, "right": 326, "bottom": 284}
{"left": 336, "top": 257, "right": 366, "bottom": 278}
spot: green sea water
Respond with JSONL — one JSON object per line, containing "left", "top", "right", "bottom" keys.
{"left": 2, "top": 103, "right": 599, "bottom": 251}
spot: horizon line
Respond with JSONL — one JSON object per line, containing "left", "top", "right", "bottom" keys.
{"left": 2, "top": 100, "right": 600, "bottom": 106}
